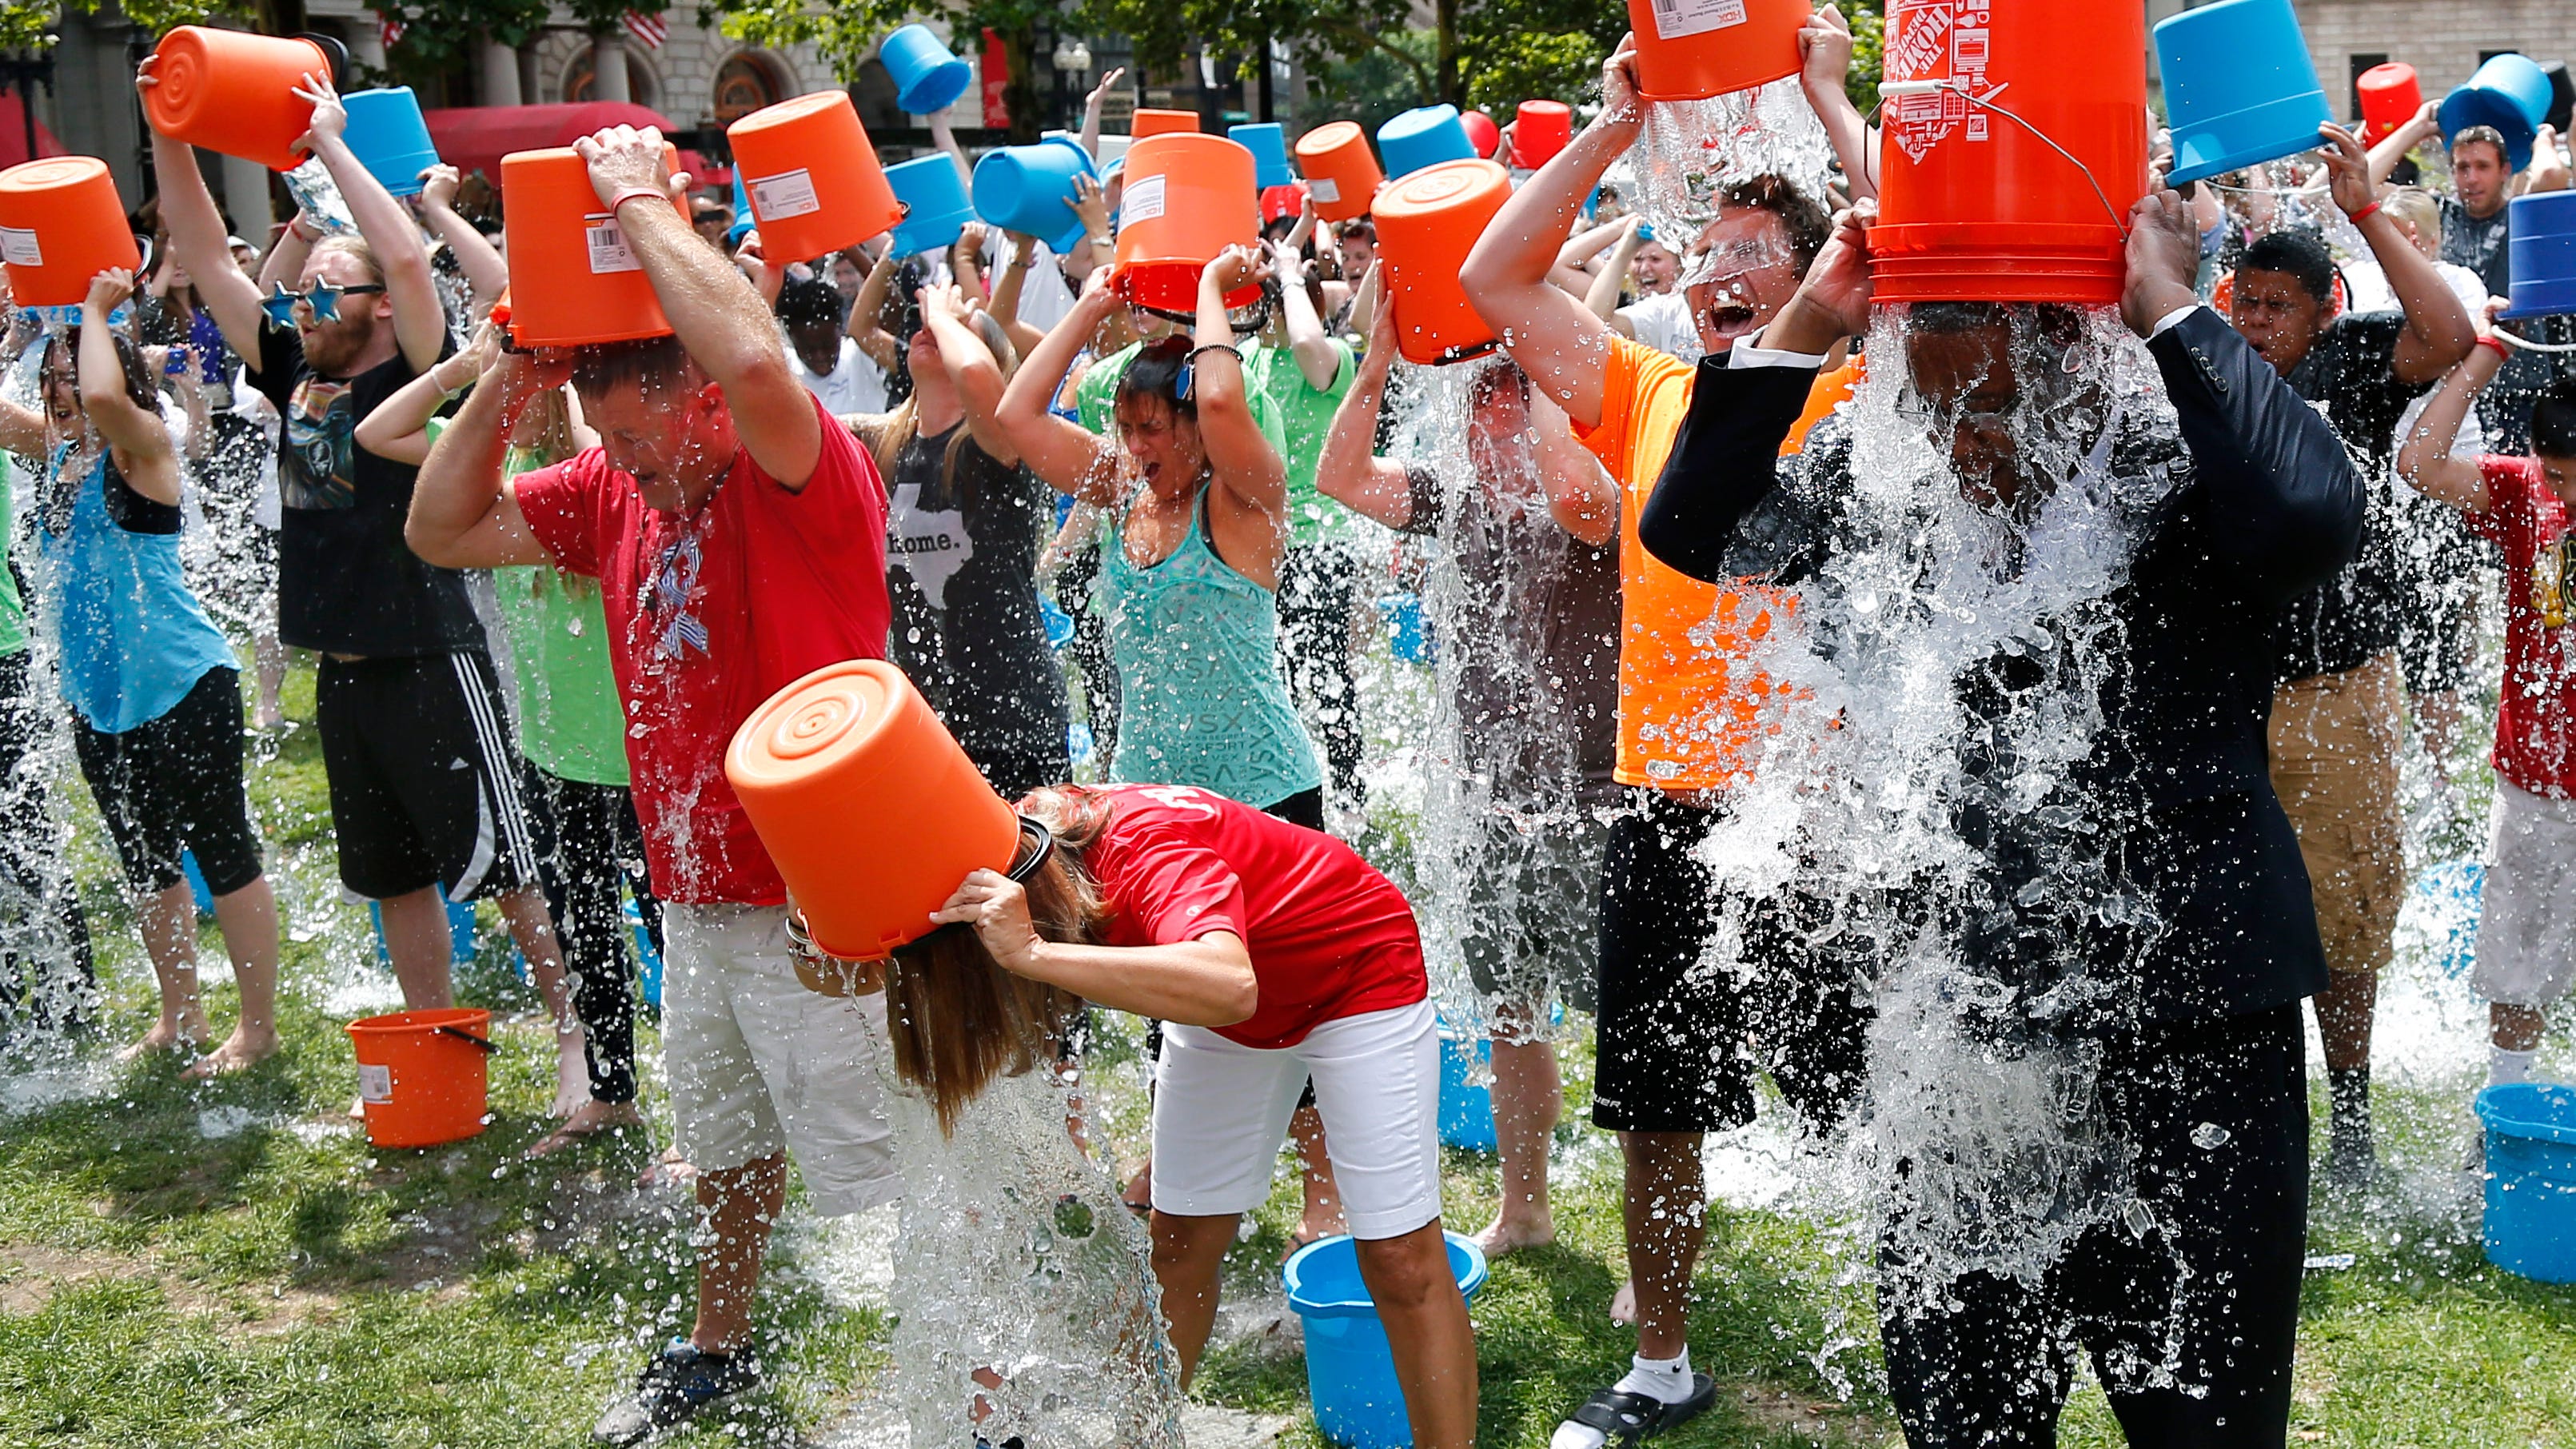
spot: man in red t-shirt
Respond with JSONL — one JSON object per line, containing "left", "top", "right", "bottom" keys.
{"left": 409, "top": 125, "right": 894, "bottom": 1445}
{"left": 2398, "top": 343, "right": 2576, "bottom": 1096}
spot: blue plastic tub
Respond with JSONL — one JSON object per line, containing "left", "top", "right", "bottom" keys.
{"left": 1284, "top": 1232, "right": 1489, "bottom": 1447}
{"left": 885, "top": 154, "right": 975, "bottom": 257}
{"left": 881, "top": 24, "right": 973, "bottom": 116}
{"left": 1438, "top": 1033, "right": 1497, "bottom": 1152}
{"left": 1378, "top": 106, "right": 1474, "bottom": 182}
{"left": 342, "top": 86, "right": 439, "bottom": 197}
{"left": 2477, "top": 1083, "right": 2576, "bottom": 1283}
{"left": 2503, "top": 191, "right": 2576, "bottom": 320}
{"left": 1230, "top": 122, "right": 1296, "bottom": 189}
{"left": 971, "top": 136, "right": 1097, "bottom": 253}
{"left": 1376, "top": 593, "right": 1434, "bottom": 665}
{"left": 2153, "top": 0, "right": 2331, "bottom": 187}
{"left": 2441, "top": 54, "right": 2553, "bottom": 173}
{"left": 2411, "top": 860, "right": 2485, "bottom": 979}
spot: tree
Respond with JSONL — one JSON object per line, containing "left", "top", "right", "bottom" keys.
{"left": 3, "top": 2, "right": 245, "bottom": 55}
{"left": 712, "top": 0, "right": 1061, "bottom": 143}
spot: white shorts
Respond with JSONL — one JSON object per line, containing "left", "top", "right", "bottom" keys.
{"left": 663, "top": 903, "right": 901, "bottom": 1216}
{"left": 1150, "top": 997, "right": 1442, "bottom": 1239}
{"left": 2473, "top": 779, "right": 2576, "bottom": 1008}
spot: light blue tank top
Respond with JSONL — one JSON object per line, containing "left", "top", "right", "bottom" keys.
{"left": 38, "top": 447, "right": 236, "bottom": 733}
{"left": 1098, "top": 487, "right": 1322, "bottom": 808}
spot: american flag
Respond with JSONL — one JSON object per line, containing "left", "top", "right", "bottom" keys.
{"left": 377, "top": 8, "right": 405, "bottom": 47}
{"left": 621, "top": 9, "right": 669, "bottom": 50}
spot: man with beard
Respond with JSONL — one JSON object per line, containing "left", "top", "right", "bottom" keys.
{"left": 1637, "top": 183, "right": 2361, "bottom": 1446}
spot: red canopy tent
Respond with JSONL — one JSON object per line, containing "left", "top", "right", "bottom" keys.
{"left": 1, "top": 90, "right": 66, "bottom": 170}
{"left": 421, "top": 101, "right": 710, "bottom": 188}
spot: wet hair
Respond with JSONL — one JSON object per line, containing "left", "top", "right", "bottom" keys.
{"left": 2452, "top": 126, "right": 2510, "bottom": 166}
{"left": 38, "top": 327, "right": 161, "bottom": 417}
{"left": 2242, "top": 230, "right": 2336, "bottom": 306}
{"left": 1719, "top": 174, "right": 1833, "bottom": 274}
{"left": 2533, "top": 379, "right": 2576, "bottom": 460}
{"left": 568, "top": 333, "right": 702, "bottom": 399}
{"left": 1338, "top": 217, "right": 1376, "bottom": 244}
{"left": 1115, "top": 335, "right": 1198, "bottom": 423}
{"left": 776, "top": 277, "right": 846, "bottom": 329}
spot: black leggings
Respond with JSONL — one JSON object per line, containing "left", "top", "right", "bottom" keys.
{"left": 0, "top": 650, "right": 94, "bottom": 1028}
{"left": 520, "top": 764, "right": 660, "bottom": 1105}
{"left": 70, "top": 666, "right": 265, "bottom": 897}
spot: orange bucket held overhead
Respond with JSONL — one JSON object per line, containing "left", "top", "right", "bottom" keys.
{"left": 1623, "top": 0, "right": 1808, "bottom": 102}
{"left": 727, "top": 90, "right": 904, "bottom": 263}
{"left": 500, "top": 144, "right": 691, "bottom": 349}
{"left": 1373, "top": 159, "right": 1513, "bottom": 366}
{"left": 1131, "top": 108, "right": 1201, "bottom": 138}
{"left": 1294, "top": 122, "right": 1383, "bottom": 224}
{"left": 1871, "top": 0, "right": 2149, "bottom": 306}
{"left": 345, "top": 1008, "right": 496, "bottom": 1149}
{"left": 726, "top": 660, "right": 1023, "bottom": 968}
{"left": 144, "top": 26, "right": 334, "bottom": 172}
{"left": 1114, "top": 133, "right": 1261, "bottom": 314}
{"left": 0, "top": 158, "right": 144, "bottom": 309}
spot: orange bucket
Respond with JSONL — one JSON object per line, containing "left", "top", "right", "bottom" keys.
{"left": 1294, "top": 121, "right": 1383, "bottom": 223}
{"left": 1114, "top": 133, "right": 1261, "bottom": 314}
{"left": 144, "top": 26, "right": 333, "bottom": 172}
{"left": 727, "top": 90, "right": 904, "bottom": 264}
{"left": 725, "top": 660, "right": 1022, "bottom": 964}
{"left": 1374, "top": 159, "right": 1512, "bottom": 365}
{"left": 1624, "top": 0, "right": 1808, "bottom": 102}
{"left": 346, "top": 1008, "right": 495, "bottom": 1149}
{"left": 0, "top": 158, "right": 143, "bottom": 309}
{"left": 501, "top": 144, "right": 692, "bottom": 349}
{"left": 1131, "top": 108, "right": 1202, "bottom": 138}
{"left": 1872, "top": 0, "right": 2148, "bottom": 306}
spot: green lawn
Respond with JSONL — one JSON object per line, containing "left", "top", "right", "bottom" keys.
{"left": 3, "top": 664, "right": 2574, "bottom": 1448}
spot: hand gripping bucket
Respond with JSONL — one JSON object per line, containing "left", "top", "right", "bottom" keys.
{"left": 973, "top": 137, "right": 1099, "bottom": 254}
{"left": 346, "top": 1008, "right": 496, "bottom": 1149}
{"left": 728, "top": 91, "right": 904, "bottom": 264}
{"left": 2502, "top": 191, "right": 2576, "bottom": 321}
{"left": 880, "top": 24, "right": 973, "bottom": 116}
{"left": 1872, "top": 0, "right": 2150, "bottom": 307}
{"left": 1131, "top": 109, "right": 1202, "bottom": 139}
{"left": 1377, "top": 106, "right": 1474, "bottom": 182}
{"left": 2475, "top": 1084, "right": 2576, "bottom": 1283}
{"left": 1373, "top": 159, "right": 1513, "bottom": 366}
{"left": 144, "top": 26, "right": 336, "bottom": 172}
{"left": 1229, "top": 122, "right": 1296, "bottom": 189}
{"left": 1284, "top": 1233, "right": 1489, "bottom": 1447}
{"left": 1295, "top": 122, "right": 1383, "bottom": 223}
{"left": 500, "top": 144, "right": 692, "bottom": 349}
{"left": 342, "top": 86, "right": 440, "bottom": 198}
{"left": 1623, "top": 0, "right": 1807, "bottom": 102}
{"left": 0, "top": 158, "right": 144, "bottom": 309}
{"left": 2153, "top": 0, "right": 2332, "bottom": 187}
{"left": 1511, "top": 101, "right": 1574, "bottom": 170}
{"left": 2442, "top": 54, "right": 2555, "bottom": 174}
{"left": 1113, "top": 134, "right": 1261, "bottom": 314}
{"left": 885, "top": 154, "right": 975, "bottom": 258}
{"left": 724, "top": 660, "right": 1023, "bottom": 970}
{"left": 2356, "top": 62, "right": 2423, "bottom": 146}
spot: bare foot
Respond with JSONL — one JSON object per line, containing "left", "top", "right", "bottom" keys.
{"left": 551, "top": 1039, "right": 593, "bottom": 1120}
{"left": 120, "top": 1017, "right": 209, "bottom": 1064}
{"left": 181, "top": 1027, "right": 281, "bottom": 1080}
{"left": 1473, "top": 1211, "right": 1557, "bottom": 1259}
{"left": 1610, "top": 1279, "right": 1637, "bottom": 1327}
{"left": 527, "top": 1098, "right": 647, "bottom": 1158}
{"left": 638, "top": 1144, "right": 700, "bottom": 1192}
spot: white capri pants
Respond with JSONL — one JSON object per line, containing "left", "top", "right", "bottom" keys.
{"left": 1150, "top": 997, "right": 1442, "bottom": 1239}
{"left": 2474, "top": 779, "right": 2576, "bottom": 1008}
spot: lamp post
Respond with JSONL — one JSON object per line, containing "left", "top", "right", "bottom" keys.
{"left": 1051, "top": 36, "right": 1091, "bottom": 132}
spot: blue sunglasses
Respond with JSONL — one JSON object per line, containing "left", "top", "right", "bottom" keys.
{"left": 261, "top": 280, "right": 386, "bottom": 327}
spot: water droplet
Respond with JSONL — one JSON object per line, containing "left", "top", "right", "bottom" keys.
{"left": 2191, "top": 1122, "right": 2230, "bottom": 1149}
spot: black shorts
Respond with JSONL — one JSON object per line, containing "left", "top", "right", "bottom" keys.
{"left": 71, "top": 666, "right": 265, "bottom": 897}
{"left": 317, "top": 650, "right": 537, "bottom": 903}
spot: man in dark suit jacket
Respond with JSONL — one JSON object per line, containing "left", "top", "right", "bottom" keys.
{"left": 1637, "top": 192, "right": 2363, "bottom": 1447}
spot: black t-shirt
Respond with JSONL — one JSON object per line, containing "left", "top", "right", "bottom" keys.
{"left": 247, "top": 321, "right": 481, "bottom": 657}
{"left": 2438, "top": 195, "right": 2512, "bottom": 297}
{"left": 2271, "top": 311, "right": 2426, "bottom": 683}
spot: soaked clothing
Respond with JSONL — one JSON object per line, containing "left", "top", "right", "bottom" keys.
{"left": 2475, "top": 780, "right": 2576, "bottom": 1007}
{"left": 2470, "top": 457, "right": 2575, "bottom": 798}
{"left": 70, "top": 665, "right": 263, "bottom": 898}
{"left": 2441, "top": 196, "right": 2576, "bottom": 451}
{"left": 882, "top": 424, "right": 1069, "bottom": 798}
{"left": 521, "top": 764, "right": 652, "bottom": 1104}
{"left": 34, "top": 447, "right": 236, "bottom": 733}
{"left": 2268, "top": 312, "right": 2426, "bottom": 685}
{"left": 317, "top": 650, "right": 538, "bottom": 904}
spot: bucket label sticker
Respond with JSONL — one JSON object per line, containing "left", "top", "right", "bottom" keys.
{"left": 1307, "top": 176, "right": 1341, "bottom": 205}
{"left": 584, "top": 214, "right": 642, "bottom": 274}
{"left": 750, "top": 168, "right": 822, "bottom": 223}
{"left": 1646, "top": 0, "right": 1748, "bottom": 42}
{"left": 0, "top": 227, "right": 39, "bottom": 268}
{"left": 1887, "top": 0, "right": 1991, "bottom": 163}
{"left": 357, "top": 1062, "right": 393, "bottom": 1104}
{"left": 1123, "top": 174, "right": 1168, "bottom": 229}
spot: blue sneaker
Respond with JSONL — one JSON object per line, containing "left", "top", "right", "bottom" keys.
{"left": 592, "top": 1339, "right": 761, "bottom": 1445}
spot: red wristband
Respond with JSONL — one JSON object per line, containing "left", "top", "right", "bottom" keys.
{"left": 2475, "top": 334, "right": 2511, "bottom": 361}
{"left": 604, "top": 186, "right": 668, "bottom": 215}
{"left": 2346, "top": 200, "right": 2382, "bottom": 224}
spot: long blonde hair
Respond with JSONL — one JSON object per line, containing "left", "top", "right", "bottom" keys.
{"left": 866, "top": 308, "right": 1019, "bottom": 506}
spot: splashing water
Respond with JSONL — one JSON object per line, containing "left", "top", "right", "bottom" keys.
{"left": 1611, "top": 79, "right": 1836, "bottom": 293}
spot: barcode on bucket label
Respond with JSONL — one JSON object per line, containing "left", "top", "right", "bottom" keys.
{"left": 1307, "top": 177, "right": 1340, "bottom": 205}
{"left": 357, "top": 1062, "right": 393, "bottom": 1104}
{"left": 1648, "top": 0, "right": 1748, "bottom": 42}
{"left": 584, "top": 214, "right": 641, "bottom": 274}
{"left": 1122, "top": 174, "right": 1167, "bottom": 229}
{"left": 0, "top": 227, "right": 40, "bottom": 268}
{"left": 750, "top": 168, "right": 821, "bottom": 222}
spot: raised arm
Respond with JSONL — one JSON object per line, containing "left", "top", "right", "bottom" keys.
{"left": 927, "top": 109, "right": 977, "bottom": 194}
{"left": 983, "top": 231, "right": 1050, "bottom": 359}
{"left": 2396, "top": 324, "right": 2505, "bottom": 516}
{"left": 1800, "top": 4, "right": 1878, "bottom": 202}
{"left": 575, "top": 126, "right": 820, "bottom": 486}
{"left": 74, "top": 271, "right": 180, "bottom": 505}
{"left": 1270, "top": 239, "right": 1345, "bottom": 391}
{"left": 1587, "top": 218, "right": 1645, "bottom": 322}
{"left": 2319, "top": 124, "right": 2474, "bottom": 383}
{"left": 1314, "top": 302, "right": 1417, "bottom": 529}
{"left": 407, "top": 349, "right": 560, "bottom": 569}
{"left": 1078, "top": 66, "right": 1125, "bottom": 166}
{"left": 356, "top": 320, "right": 500, "bottom": 466}
{"left": 134, "top": 63, "right": 266, "bottom": 360}
{"left": 847, "top": 245, "right": 903, "bottom": 374}
{"left": 413, "top": 165, "right": 505, "bottom": 309}
{"left": 2368, "top": 102, "right": 2442, "bottom": 187}
{"left": 1532, "top": 388, "right": 1619, "bottom": 546}
{"left": 1194, "top": 248, "right": 1288, "bottom": 518}
{"left": 995, "top": 270, "right": 1123, "bottom": 503}
{"left": 294, "top": 70, "right": 445, "bottom": 373}
{"left": 919, "top": 283, "right": 1020, "bottom": 465}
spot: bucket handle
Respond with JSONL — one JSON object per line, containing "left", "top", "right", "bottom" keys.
{"left": 435, "top": 1024, "right": 499, "bottom": 1053}
{"left": 1877, "top": 80, "right": 2134, "bottom": 240}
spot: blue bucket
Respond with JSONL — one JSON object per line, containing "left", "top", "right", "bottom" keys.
{"left": 1438, "top": 1033, "right": 1497, "bottom": 1152}
{"left": 343, "top": 86, "right": 439, "bottom": 198}
{"left": 2153, "top": 0, "right": 2331, "bottom": 187}
{"left": 2502, "top": 191, "right": 2576, "bottom": 320}
{"left": 1378, "top": 106, "right": 1474, "bottom": 182}
{"left": 1376, "top": 593, "right": 1434, "bottom": 665}
{"left": 971, "top": 136, "right": 1098, "bottom": 253}
{"left": 1284, "top": 1232, "right": 1489, "bottom": 1447}
{"left": 2442, "top": 54, "right": 2553, "bottom": 173}
{"left": 369, "top": 890, "right": 478, "bottom": 968}
{"left": 1230, "top": 122, "right": 1296, "bottom": 189}
{"left": 882, "top": 24, "right": 974, "bottom": 116}
{"left": 727, "top": 173, "right": 755, "bottom": 249}
{"left": 2476, "top": 1084, "right": 2576, "bottom": 1283}
{"left": 2411, "top": 860, "right": 2485, "bottom": 978}
{"left": 885, "top": 154, "right": 975, "bottom": 257}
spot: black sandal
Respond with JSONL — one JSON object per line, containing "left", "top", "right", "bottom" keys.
{"left": 1563, "top": 1375, "right": 1717, "bottom": 1443}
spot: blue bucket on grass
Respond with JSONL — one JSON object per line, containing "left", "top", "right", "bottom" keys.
{"left": 1438, "top": 1032, "right": 1497, "bottom": 1152}
{"left": 972, "top": 136, "right": 1098, "bottom": 253}
{"left": 1230, "top": 122, "right": 1296, "bottom": 189}
{"left": 2502, "top": 192, "right": 2576, "bottom": 320}
{"left": 2476, "top": 1084, "right": 2576, "bottom": 1283}
{"left": 369, "top": 890, "right": 478, "bottom": 968}
{"left": 2153, "top": 0, "right": 2332, "bottom": 187}
{"left": 1376, "top": 593, "right": 1434, "bottom": 665}
{"left": 885, "top": 154, "right": 975, "bottom": 257}
{"left": 2441, "top": 54, "right": 2553, "bottom": 173}
{"left": 1284, "top": 1232, "right": 1489, "bottom": 1447}
{"left": 881, "top": 24, "right": 974, "bottom": 116}
{"left": 1378, "top": 106, "right": 1474, "bottom": 182}
{"left": 342, "top": 86, "right": 439, "bottom": 197}
{"left": 2411, "top": 860, "right": 2485, "bottom": 979}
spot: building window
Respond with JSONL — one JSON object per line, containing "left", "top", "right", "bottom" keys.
{"left": 712, "top": 53, "right": 785, "bottom": 124}
{"left": 2349, "top": 53, "right": 2388, "bottom": 122}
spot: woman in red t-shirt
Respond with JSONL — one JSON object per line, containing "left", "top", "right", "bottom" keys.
{"left": 887, "top": 782, "right": 1475, "bottom": 1449}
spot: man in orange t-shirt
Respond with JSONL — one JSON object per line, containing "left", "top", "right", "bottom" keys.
{"left": 1461, "top": 26, "right": 1871, "bottom": 1447}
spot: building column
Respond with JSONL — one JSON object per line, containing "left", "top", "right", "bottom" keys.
{"left": 220, "top": 151, "right": 275, "bottom": 243}
{"left": 519, "top": 46, "right": 542, "bottom": 107}
{"left": 592, "top": 31, "right": 631, "bottom": 103}
{"left": 480, "top": 38, "right": 523, "bottom": 107}
{"left": 346, "top": 25, "right": 388, "bottom": 75}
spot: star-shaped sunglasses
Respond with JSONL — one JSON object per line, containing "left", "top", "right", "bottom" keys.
{"left": 261, "top": 280, "right": 387, "bottom": 328}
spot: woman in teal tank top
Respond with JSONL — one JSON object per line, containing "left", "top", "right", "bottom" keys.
{"left": 999, "top": 249, "right": 1324, "bottom": 819}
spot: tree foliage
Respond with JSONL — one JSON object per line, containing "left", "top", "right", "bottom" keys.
{"left": 2, "top": 2, "right": 239, "bottom": 56}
